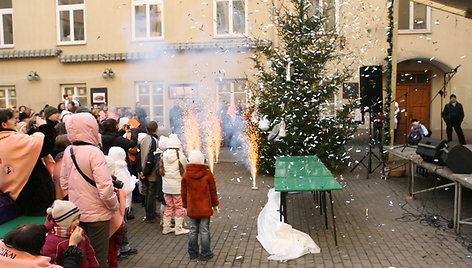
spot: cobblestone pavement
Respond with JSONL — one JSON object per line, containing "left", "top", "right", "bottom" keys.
{"left": 120, "top": 148, "right": 472, "bottom": 267}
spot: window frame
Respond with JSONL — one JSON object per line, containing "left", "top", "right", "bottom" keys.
{"left": 131, "top": 0, "right": 165, "bottom": 41}
{"left": 216, "top": 78, "right": 248, "bottom": 106}
{"left": 0, "top": 86, "right": 16, "bottom": 108}
{"left": 135, "top": 81, "right": 165, "bottom": 127}
{"left": 308, "top": 0, "right": 340, "bottom": 34}
{"left": 61, "top": 84, "right": 88, "bottom": 107}
{"left": 0, "top": 4, "right": 14, "bottom": 48}
{"left": 398, "top": 0, "right": 432, "bottom": 34}
{"left": 56, "top": 0, "right": 87, "bottom": 45}
{"left": 213, "top": 0, "right": 248, "bottom": 38}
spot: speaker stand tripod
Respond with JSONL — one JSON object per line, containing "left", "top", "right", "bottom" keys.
{"left": 351, "top": 113, "right": 384, "bottom": 179}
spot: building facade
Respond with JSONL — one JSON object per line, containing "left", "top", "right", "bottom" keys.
{"left": 0, "top": 0, "right": 470, "bottom": 142}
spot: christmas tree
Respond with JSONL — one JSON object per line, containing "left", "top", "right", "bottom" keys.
{"left": 251, "top": 0, "right": 358, "bottom": 173}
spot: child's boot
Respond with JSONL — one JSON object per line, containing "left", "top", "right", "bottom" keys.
{"left": 162, "top": 217, "right": 174, "bottom": 234}
{"left": 174, "top": 217, "right": 189, "bottom": 235}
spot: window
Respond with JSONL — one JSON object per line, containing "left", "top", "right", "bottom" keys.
{"left": 62, "top": 84, "right": 88, "bottom": 106}
{"left": 216, "top": 79, "right": 247, "bottom": 106}
{"left": 215, "top": 0, "right": 247, "bottom": 36}
{"left": 399, "top": 0, "right": 431, "bottom": 33}
{"left": 0, "top": 86, "right": 16, "bottom": 108}
{"left": 320, "top": 93, "right": 337, "bottom": 119}
{"left": 57, "top": 0, "right": 85, "bottom": 45}
{"left": 132, "top": 0, "right": 163, "bottom": 40}
{"left": 136, "top": 81, "right": 164, "bottom": 126}
{"left": 307, "top": 0, "right": 338, "bottom": 32}
{"left": 0, "top": 0, "right": 13, "bottom": 47}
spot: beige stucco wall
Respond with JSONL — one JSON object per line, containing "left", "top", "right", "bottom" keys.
{"left": 0, "top": 0, "right": 470, "bottom": 133}
{"left": 397, "top": 7, "right": 472, "bottom": 132}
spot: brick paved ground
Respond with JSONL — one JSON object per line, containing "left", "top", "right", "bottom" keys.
{"left": 119, "top": 147, "right": 472, "bottom": 267}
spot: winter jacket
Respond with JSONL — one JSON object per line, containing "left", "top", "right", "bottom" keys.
{"left": 162, "top": 149, "right": 187, "bottom": 194}
{"left": 139, "top": 134, "right": 161, "bottom": 182}
{"left": 0, "top": 124, "right": 56, "bottom": 216}
{"left": 0, "top": 240, "right": 62, "bottom": 268}
{"left": 181, "top": 164, "right": 219, "bottom": 218}
{"left": 107, "top": 147, "right": 136, "bottom": 209}
{"left": 442, "top": 101, "right": 464, "bottom": 124}
{"left": 101, "top": 131, "right": 137, "bottom": 155}
{"left": 60, "top": 113, "right": 118, "bottom": 223}
{"left": 53, "top": 155, "right": 67, "bottom": 200}
{"left": 41, "top": 216, "right": 99, "bottom": 268}
{"left": 109, "top": 188, "right": 126, "bottom": 238}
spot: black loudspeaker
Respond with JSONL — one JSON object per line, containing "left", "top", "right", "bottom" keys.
{"left": 441, "top": 142, "right": 472, "bottom": 174}
{"left": 360, "top": 65, "right": 383, "bottom": 114}
{"left": 416, "top": 137, "right": 447, "bottom": 164}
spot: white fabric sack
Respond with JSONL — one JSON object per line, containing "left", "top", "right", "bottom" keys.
{"left": 257, "top": 189, "right": 320, "bottom": 262}
{"left": 258, "top": 115, "right": 270, "bottom": 131}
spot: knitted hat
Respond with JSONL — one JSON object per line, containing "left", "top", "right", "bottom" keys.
{"left": 166, "top": 134, "right": 182, "bottom": 149}
{"left": 46, "top": 200, "right": 80, "bottom": 228}
{"left": 18, "top": 121, "right": 27, "bottom": 133}
{"left": 44, "top": 106, "right": 60, "bottom": 119}
{"left": 188, "top": 150, "right": 205, "bottom": 164}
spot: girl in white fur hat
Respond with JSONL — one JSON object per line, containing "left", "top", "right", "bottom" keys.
{"left": 159, "top": 134, "right": 189, "bottom": 235}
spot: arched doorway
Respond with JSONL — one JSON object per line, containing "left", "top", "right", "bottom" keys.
{"left": 395, "top": 57, "right": 455, "bottom": 144}
{"left": 396, "top": 72, "right": 431, "bottom": 144}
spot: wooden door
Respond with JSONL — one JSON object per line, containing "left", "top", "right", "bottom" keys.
{"left": 395, "top": 73, "right": 431, "bottom": 144}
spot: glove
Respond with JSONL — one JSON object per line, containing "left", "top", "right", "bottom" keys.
{"left": 212, "top": 206, "right": 220, "bottom": 214}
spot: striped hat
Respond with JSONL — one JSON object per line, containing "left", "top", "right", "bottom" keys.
{"left": 46, "top": 200, "right": 80, "bottom": 228}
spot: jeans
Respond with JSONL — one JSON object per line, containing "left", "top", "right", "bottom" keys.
{"left": 142, "top": 180, "right": 158, "bottom": 220}
{"left": 188, "top": 217, "right": 212, "bottom": 259}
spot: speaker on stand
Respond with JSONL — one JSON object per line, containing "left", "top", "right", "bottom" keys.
{"left": 351, "top": 66, "right": 384, "bottom": 178}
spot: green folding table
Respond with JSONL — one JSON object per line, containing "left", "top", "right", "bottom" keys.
{"left": 274, "top": 155, "right": 343, "bottom": 245}
{"left": 0, "top": 216, "right": 46, "bottom": 238}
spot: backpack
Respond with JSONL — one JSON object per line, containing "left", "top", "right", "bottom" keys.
{"left": 142, "top": 136, "right": 160, "bottom": 176}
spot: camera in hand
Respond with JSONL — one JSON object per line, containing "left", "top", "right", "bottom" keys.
{"left": 111, "top": 175, "right": 124, "bottom": 189}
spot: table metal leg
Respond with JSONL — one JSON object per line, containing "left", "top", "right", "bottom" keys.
{"left": 323, "top": 191, "right": 328, "bottom": 229}
{"left": 407, "top": 160, "right": 415, "bottom": 200}
{"left": 328, "top": 191, "right": 338, "bottom": 246}
{"left": 280, "top": 192, "right": 288, "bottom": 223}
{"left": 319, "top": 191, "right": 324, "bottom": 215}
{"left": 454, "top": 183, "right": 462, "bottom": 233}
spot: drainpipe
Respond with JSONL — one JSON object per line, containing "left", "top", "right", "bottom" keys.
{"left": 389, "top": 0, "right": 399, "bottom": 146}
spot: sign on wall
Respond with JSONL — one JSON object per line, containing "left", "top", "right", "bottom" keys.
{"left": 90, "top": 88, "right": 108, "bottom": 105}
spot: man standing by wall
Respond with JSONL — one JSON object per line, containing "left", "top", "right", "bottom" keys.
{"left": 442, "top": 94, "right": 466, "bottom": 144}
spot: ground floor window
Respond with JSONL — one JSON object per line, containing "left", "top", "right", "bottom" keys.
{"left": 136, "top": 81, "right": 164, "bottom": 126}
{"left": 61, "top": 84, "right": 87, "bottom": 107}
{"left": 0, "top": 86, "right": 16, "bottom": 108}
{"left": 216, "top": 79, "right": 248, "bottom": 107}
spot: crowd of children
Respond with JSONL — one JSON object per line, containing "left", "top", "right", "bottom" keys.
{"left": 0, "top": 99, "right": 221, "bottom": 267}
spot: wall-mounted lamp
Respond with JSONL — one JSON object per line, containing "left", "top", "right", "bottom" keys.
{"left": 27, "top": 71, "right": 40, "bottom": 81}
{"left": 102, "top": 68, "right": 115, "bottom": 79}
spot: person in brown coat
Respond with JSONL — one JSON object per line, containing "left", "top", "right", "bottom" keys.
{"left": 181, "top": 150, "right": 219, "bottom": 261}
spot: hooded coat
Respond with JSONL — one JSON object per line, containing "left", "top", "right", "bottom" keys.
{"left": 181, "top": 164, "right": 219, "bottom": 218}
{"left": 0, "top": 240, "right": 62, "bottom": 268}
{"left": 161, "top": 149, "right": 187, "bottom": 194}
{"left": 107, "top": 147, "right": 136, "bottom": 209}
{"left": 60, "top": 113, "right": 118, "bottom": 223}
{"left": 0, "top": 124, "right": 55, "bottom": 215}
